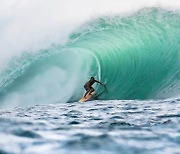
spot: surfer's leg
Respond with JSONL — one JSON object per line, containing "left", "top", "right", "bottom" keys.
{"left": 84, "top": 91, "right": 89, "bottom": 98}
{"left": 89, "top": 87, "right": 94, "bottom": 95}
{"left": 84, "top": 88, "right": 90, "bottom": 98}
{"left": 84, "top": 85, "right": 89, "bottom": 97}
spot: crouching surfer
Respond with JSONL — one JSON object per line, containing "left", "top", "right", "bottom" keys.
{"left": 84, "top": 77, "right": 104, "bottom": 98}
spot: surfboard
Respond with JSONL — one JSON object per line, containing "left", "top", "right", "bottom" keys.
{"left": 79, "top": 91, "right": 95, "bottom": 103}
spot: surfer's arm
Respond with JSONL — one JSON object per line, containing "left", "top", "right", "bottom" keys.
{"left": 95, "top": 80, "right": 104, "bottom": 85}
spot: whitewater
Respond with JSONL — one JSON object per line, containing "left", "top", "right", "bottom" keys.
{"left": 0, "top": 0, "right": 180, "bottom": 153}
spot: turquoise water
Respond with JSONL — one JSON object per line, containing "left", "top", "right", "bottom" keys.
{"left": 0, "top": 8, "right": 180, "bottom": 108}
{"left": 69, "top": 8, "right": 180, "bottom": 100}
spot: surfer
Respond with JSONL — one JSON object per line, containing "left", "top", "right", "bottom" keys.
{"left": 84, "top": 77, "right": 104, "bottom": 98}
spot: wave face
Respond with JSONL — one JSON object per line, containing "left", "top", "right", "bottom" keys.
{"left": 69, "top": 8, "right": 180, "bottom": 100}
{"left": 0, "top": 8, "right": 180, "bottom": 108}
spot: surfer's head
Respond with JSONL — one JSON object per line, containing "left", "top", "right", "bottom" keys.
{"left": 90, "top": 77, "right": 94, "bottom": 80}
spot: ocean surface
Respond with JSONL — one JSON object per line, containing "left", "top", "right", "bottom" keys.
{"left": 0, "top": 100, "right": 180, "bottom": 154}
{"left": 0, "top": 0, "right": 180, "bottom": 153}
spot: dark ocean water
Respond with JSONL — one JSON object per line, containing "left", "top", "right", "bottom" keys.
{"left": 0, "top": 99, "right": 180, "bottom": 154}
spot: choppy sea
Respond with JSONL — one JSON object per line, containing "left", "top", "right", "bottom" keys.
{"left": 0, "top": 99, "right": 180, "bottom": 154}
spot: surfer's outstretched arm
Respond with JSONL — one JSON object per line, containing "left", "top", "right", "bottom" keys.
{"left": 94, "top": 80, "right": 104, "bottom": 85}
